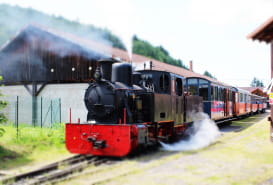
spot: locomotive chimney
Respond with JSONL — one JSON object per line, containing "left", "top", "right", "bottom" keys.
{"left": 98, "top": 58, "right": 117, "bottom": 81}
{"left": 190, "top": 60, "right": 193, "bottom": 72}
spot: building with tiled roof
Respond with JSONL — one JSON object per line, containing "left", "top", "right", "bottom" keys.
{"left": 248, "top": 15, "right": 273, "bottom": 141}
{"left": 248, "top": 16, "right": 273, "bottom": 43}
{"left": 0, "top": 24, "right": 230, "bottom": 125}
{"left": 239, "top": 87, "right": 268, "bottom": 97}
{"left": 0, "top": 24, "right": 226, "bottom": 86}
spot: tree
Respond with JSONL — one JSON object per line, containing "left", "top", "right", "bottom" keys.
{"left": 133, "top": 35, "right": 188, "bottom": 69}
{"left": 0, "top": 4, "right": 126, "bottom": 50}
{"left": 250, "top": 77, "right": 264, "bottom": 87}
{"left": 204, "top": 71, "right": 217, "bottom": 79}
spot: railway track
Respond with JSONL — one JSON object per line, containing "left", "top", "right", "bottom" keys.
{"left": 0, "top": 154, "right": 110, "bottom": 185}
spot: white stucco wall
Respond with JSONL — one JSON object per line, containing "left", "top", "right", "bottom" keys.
{"left": 39, "top": 83, "right": 89, "bottom": 123}
{"left": 0, "top": 83, "right": 89, "bottom": 125}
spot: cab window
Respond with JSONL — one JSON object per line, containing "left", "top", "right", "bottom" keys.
{"left": 159, "top": 74, "right": 170, "bottom": 93}
{"left": 176, "top": 78, "right": 183, "bottom": 96}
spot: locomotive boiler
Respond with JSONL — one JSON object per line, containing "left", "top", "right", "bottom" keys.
{"left": 84, "top": 59, "right": 152, "bottom": 124}
{"left": 66, "top": 58, "right": 203, "bottom": 157}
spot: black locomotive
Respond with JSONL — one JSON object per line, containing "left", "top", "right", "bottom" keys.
{"left": 66, "top": 58, "right": 202, "bottom": 156}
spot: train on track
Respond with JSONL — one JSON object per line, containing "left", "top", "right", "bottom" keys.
{"left": 66, "top": 58, "right": 267, "bottom": 157}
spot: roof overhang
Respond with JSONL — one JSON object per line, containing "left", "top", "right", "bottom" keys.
{"left": 248, "top": 16, "right": 273, "bottom": 43}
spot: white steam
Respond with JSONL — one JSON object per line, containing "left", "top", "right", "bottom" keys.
{"left": 91, "top": 0, "right": 135, "bottom": 61}
{"left": 160, "top": 112, "right": 221, "bottom": 151}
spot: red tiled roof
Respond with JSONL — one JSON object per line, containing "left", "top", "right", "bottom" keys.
{"left": 239, "top": 87, "right": 263, "bottom": 92}
{"left": 248, "top": 16, "right": 273, "bottom": 43}
{"left": 239, "top": 87, "right": 268, "bottom": 97}
{"left": 1, "top": 24, "right": 229, "bottom": 86}
{"left": 111, "top": 48, "right": 231, "bottom": 86}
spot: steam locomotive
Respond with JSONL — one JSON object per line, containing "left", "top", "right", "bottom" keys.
{"left": 66, "top": 58, "right": 203, "bottom": 157}
{"left": 66, "top": 58, "right": 267, "bottom": 157}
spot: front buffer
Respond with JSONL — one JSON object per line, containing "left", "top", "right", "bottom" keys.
{"left": 66, "top": 124, "right": 142, "bottom": 157}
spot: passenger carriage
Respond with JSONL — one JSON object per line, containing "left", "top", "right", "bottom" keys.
{"left": 255, "top": 95, "right": 267, "bottom": 113}
{"left": 251, "top": 94, "right": 259, "bottom": 113}
{"left": 185, "top": 77, "right": 234, "bottom": 123}
{"left": 232, "top": 87, "right": 252, "bottom": 117}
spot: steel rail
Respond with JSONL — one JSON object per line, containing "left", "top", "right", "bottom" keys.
{"left": 0, "top": 154, "right": 109, "bottom": 185}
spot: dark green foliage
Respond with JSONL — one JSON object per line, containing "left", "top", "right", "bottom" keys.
{"left": 0, "top": 3, "right": 126, "bottom": 50}
{"left": 0, "top": 124, "right": 67, "bottom": 169}
{"left": 204, "top": 70, "right": 217, "bottom": 79}
{"left": 250, "top": 77, "right": 264, "bottom": 87}
{"left": 133, "top": 35, "right": 188, "bottom": 69}
{"left": 0, "top": 76, "right": 7, "bottom": 137}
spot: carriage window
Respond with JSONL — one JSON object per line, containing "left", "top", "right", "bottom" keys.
{"left": 159, "top": 74, "right": 170, "bottom": 93}
{"left": 199, "top": 84, "right": 208, "bottom": 100}
{"left": 199, "top": 79, "right": 209, "bottom": 84}
{"left": 211, "top": 86, "right": 214, "bottom": 100}
{"left": 240, "top": 93, "right": 244, "bottom": 102}
{"left": 176, "top": 78, "right": 183, "bottom": 96}
{"left": 219, "top": 88, "right": 222, "bottom": 101}
{"left": 215, "top": 87, "right": 218, "bottom": 100}
{"left": 187, "top": 78, "right": 198, "bottom": 85}
{"left": 229, "top": 91, "right": 232, "bottom": 101}
{"left": 188, "top": 85, "right": 198, "bottom": 95}
{"left": 251, "top": 96, "right": 255, "bottom": 103}
{"left": 218, "top": 87, "right": 221, "bottom": 101}
{"left": 221, "top": 88, "right": 225, "bottom": 101}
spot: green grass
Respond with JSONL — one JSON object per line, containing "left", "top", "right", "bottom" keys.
{"left": 0, "top": 123, "right": 70, "bottom": 170}
{"left": 198, "top": 115, "right": 273, "bottom": 185}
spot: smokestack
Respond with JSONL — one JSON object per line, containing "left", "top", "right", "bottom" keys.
{"left": 190, "top": 60, "right": 193, "bottom": 72}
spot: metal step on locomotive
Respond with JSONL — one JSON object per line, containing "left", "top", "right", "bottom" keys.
{"left": 66, "top": 58, "right": 203, "bottom": 157}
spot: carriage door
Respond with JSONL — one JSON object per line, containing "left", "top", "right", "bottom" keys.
{"left": 232, "top": 92, "right": 239, "bottom": 115}
{"left": 228, "top": 89, "right": 233, "bottom": 116}
{"left": 232, "top": 91, "right": 237, "bottom": 115}
{"left": 225, "top": 89, "right": 228, "bottom": 116}
{"left": 199, "top": 80, "right": 209, "bottom": 116}
{"left": 175, "top": 78, "right": 183, "bottom": 123}
{"left": 171, "top": 77, "right": 176, "bottom": 122}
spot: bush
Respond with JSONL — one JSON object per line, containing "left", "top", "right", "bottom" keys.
{"left": 0, "top": 75, "right": 7, "bottom": 137}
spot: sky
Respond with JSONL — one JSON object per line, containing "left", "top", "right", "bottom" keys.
{"left": 0, "top": 0, "right": 272, "bottom": 87}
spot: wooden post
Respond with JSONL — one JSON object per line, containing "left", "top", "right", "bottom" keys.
{"left": 32, "top": 83, "right": 38, "bottom": 127}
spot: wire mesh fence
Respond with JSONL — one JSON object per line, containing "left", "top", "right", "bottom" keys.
{"left": 2, "top": 95, "right": 62, "bottom": 128}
